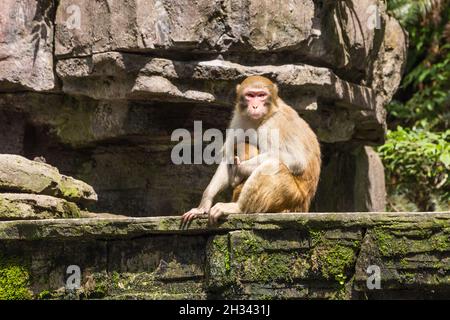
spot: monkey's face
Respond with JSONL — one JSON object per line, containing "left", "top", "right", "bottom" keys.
{"left": 236, "top": 76, "right": 278, "bottom": 122}
{"left": 242, "top": 88, "right": 271, "bottom": 120}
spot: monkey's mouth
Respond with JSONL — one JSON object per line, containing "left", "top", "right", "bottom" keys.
{"left": 247, "top": 110, "right": 264, "bottom": 120}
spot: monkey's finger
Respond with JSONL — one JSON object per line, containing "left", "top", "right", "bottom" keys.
{"left": 181, "top": 211, "right": 191, "bottom": 224}
{"left": 183, "top": 211, "right": 205, "bottom": 230}
{"left": 181, "top": 213, "right": 195, "bottom": 230}
{"left": 208, "top": 209, "right": 217, "bottom": 225}
{"left": 209, "top": 209, "right": 220, "bottom": 226}
{"left": 180, "top": 213, "right": 189, "bottom": 229}
{"left": 181, "top": 211, "right": 196, "bottom": 229}
{"left": 185, "top": 214, "right": 198, "bottom": 230}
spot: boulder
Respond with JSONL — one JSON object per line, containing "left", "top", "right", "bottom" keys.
{"left": 0, "top": 154, "right": 97, "bottom": 204}
{"left": 0, "top": 193, "right": 81, "bottom": 220}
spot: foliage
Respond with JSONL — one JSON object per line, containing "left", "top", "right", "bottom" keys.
{"left": 378, "top": 127, "right": 449, "bottom": 211}
{"left": 387, "top": 0, "right": 450, "bottom": 130}
{"left": 380, "top": 0, "right": 450, "bottom": 211}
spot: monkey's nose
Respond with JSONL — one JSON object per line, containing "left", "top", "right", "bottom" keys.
{"left": 252, "top": 105, "right": 258, "bottom": 109}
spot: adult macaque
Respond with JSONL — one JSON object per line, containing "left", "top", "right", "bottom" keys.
{"left": 181, "top": 76, "right": 321, "bottom": 225}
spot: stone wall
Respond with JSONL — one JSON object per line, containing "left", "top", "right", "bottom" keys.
{"left": 0, "top": 0, "right": 407, "bottom": 216}
{"left": 0, "top": 212, "right": 449, "bottom": 300}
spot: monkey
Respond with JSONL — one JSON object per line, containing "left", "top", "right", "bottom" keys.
{"left": 181, "top": 75, "right": 321, "bottom": 226}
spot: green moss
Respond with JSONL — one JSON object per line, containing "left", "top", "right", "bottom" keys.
{"left": 399, "top": 258, "right": 409, "bottom": 269}
{"left": 61, "top": 201, "right": 81, "bottom": 218}
{"left": 213, "top": 236, "right": 231, "bottom": 272}
{"left": 111, "top": 271, "right": 120, "bottom": 285}
{"left": 311, "top": 243, "right": 356, "bottom": 285}
{"left": 308, "top": 228, "right": 358, "bottom": 286}
{"left": 36, "top": 290, "right": 53, "bottom": 300}
{"left": 374, "top": 227, "right": 450, "bottom": 257}
{"left": 399, "top": 272, "right": 415, "bottom": 284}
{"left": 373, "top": 228, "right": 408, "bottom": 256}
{"left": 309, "top": 229, "right": 325, "bottom": 247}
{"left": 0, "top": 196, "right": 23, "bottom": 219}
{"left": 53, "top": 97, "right": 96, "bottom": 147}
{"left": 0, "top": 256, "right": 32, "bottom": 300}
{"left": 431, "top": 234, "right": 450, "bottom": 252}
{"left": 91, "top": 282, "right": 107, "bottom": 298}
{"left": 230, "top": 231, "right": 309, "bottom": 283}
{"left": 237, "top": 252, "right": 294, "bottom": 282}
{"left": 61, "top": 187, "right": 81, "bottom": 199}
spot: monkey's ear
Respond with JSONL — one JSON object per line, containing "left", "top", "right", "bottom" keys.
{"left": 272, "top": 83, "right": 279, "bottom": 97}
{"left": 236, "top": 84, "right": 241, "bottom": 94}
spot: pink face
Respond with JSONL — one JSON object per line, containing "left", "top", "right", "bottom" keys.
{"left": 243, "top": 88, "right": 270, "bottom": 120}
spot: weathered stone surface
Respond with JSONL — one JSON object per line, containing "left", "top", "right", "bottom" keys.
{"left": 371, "top": 15, "right": 408, "bottom": 125}
{"left": 0, "top": 212, "right": 448, "bottom": 240}
{"left": 0, "top": 0, "right": 55, "bottom": 91}
{"left": 56, "top": 53, "right": 377, "bottom": 110}
{"left": 0, "top": 154, "right": 97, "bottom": 204}
{"left": 354, "top": 146, "right": 387, "bottom": 212}
{"left": 53, "top": 0, "right": 387, "bottom": 78}
{"left": 0, "top": 212, "right": 449, "bottom": 300}
{"left": 55, "top": 53, "right": 385, "bottom": 144}
{"left": 0, "top": 193, "right": 80, "bottom": 220}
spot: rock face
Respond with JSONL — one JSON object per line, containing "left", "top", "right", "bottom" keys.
{"left": 0, "top": 213, "right": 448, "bottom": 300}
{"left": 0, "top": 0, "right": 55, "bottom": 91}
{"left": 0, "top": 0, "right": 408, "bottom": 216}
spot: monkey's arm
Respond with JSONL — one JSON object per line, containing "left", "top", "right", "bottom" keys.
{"left": 235, "top": 152, "right": 273, "bottom": 177}
{"left": 198, "top": 161, "right": 231, "bottom": 210}
{"left": 237, "top": 151, "right": 307, "bottom": 177}
{"left": 181, "top": 161, "right": 231, "bottom": 225}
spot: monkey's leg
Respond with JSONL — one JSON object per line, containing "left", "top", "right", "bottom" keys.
{"left": 237, "top": 160, "right": 311, "bottom": 214}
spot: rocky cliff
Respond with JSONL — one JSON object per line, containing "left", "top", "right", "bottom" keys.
{"left": 0, "top": 0, "right": 407, "bottom": 216}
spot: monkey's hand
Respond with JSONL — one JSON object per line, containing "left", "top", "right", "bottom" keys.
{"left": 181, "top": 201, "right": 212, "bottom": 229}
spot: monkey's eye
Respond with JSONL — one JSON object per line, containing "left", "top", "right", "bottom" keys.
{"left": 245, "top": 92, "right": 267, "bottom": 99}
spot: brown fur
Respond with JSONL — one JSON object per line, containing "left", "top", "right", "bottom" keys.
{"left": 232, "top": 140, "right": 320, "bottom": 213}
{"left": 232, "top": 77, "right": 321, "bottom": 213}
